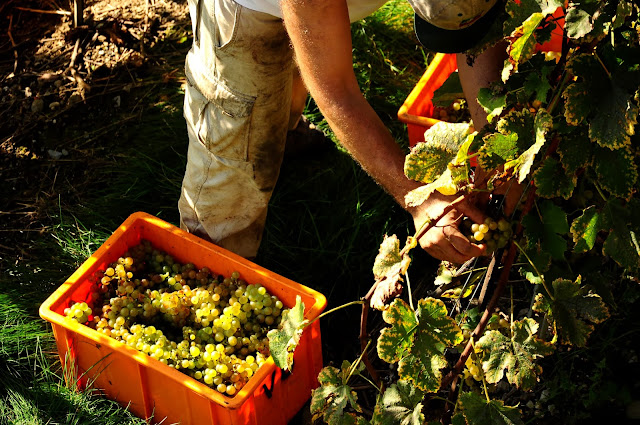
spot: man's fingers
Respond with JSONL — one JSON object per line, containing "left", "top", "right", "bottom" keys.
{"left": 442, "top": 226, "right": 485, "bottom": 258}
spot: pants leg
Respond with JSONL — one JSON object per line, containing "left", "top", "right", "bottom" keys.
{"left": 179, "top": 0, "right": 293, "bottom": 258}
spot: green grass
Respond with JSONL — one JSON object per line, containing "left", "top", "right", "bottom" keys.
{"left": 0, "top": 2, "right": 431, "bottom": 423}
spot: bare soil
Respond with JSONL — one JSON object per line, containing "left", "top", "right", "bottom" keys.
{"left": 0, "top": 0, "right": 190, "bottom": 264}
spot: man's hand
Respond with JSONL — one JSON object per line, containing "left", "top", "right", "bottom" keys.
{"left": 409, "top": 192, "right": 487, "bottom": 264}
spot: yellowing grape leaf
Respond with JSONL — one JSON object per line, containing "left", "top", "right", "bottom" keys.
{"left": 371, "top": 380, "right": 425, "bottom": 425}
{"left": 371, "top": 235, "right": 416, "bottom": 309}
{"left": 311, "top": 362, "right": 367, "bottom": 425}
{"left": 377, "top": 299, "right": 418, "bottom": 364}
{"left": 476, "top": 318, "right": 554, "bottom": 390}
{"left": 404, "top": 122, "right": 472, "bottom": 184}
{"left": 533, "top": 276, "right": 609, "bottom": 347}
{"left": 377, "top": 298, "right": 462, "bottom": 392}
{"left": 533, "top": 157, "right": 577, "bottom": 199}
{"left": 267, "top": 296, "right": 307, "bottom": 371}
{"left": 459, "top": 391, "right": 524, "bottom": 425}
{"left": 507, "top": 13, "right": 544, "bottom": 70}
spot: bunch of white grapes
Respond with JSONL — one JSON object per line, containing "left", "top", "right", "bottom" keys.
{"left": 65, "top": 240, "right": 288, "bottom": 397}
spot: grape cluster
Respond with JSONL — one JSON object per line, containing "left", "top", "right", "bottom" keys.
{"left": 461, "top": 217, "right": 513, "bottom": 255}
{"left": 65, "top": 240, "right": 288, "bottom": 397}
{"left": 432, "top": 99, "right": 471, "bottom": 124}
{"left": 64, "top": 302, "right": 93, "bottom": 324}
{"left": 461, "top": 313, "right": 510, "bottom": 385}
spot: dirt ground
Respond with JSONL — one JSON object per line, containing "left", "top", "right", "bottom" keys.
{"left": 0, "top": 0, "right": 190, "bottom": 265}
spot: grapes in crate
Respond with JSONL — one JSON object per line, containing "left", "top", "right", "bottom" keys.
{"left": 65, "top": 239, "right": 289, "bottom": 397}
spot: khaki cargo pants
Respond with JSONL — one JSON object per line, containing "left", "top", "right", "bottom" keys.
{"left": 179, "top": 0, "right": 294, "bottom": 258}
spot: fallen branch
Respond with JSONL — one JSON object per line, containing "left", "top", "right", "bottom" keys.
{"left": 14, "top": 6, "right": 71, "bottom": 15}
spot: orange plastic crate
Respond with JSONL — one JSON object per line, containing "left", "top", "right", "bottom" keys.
{"left": 40, "top": 212, "right": 327, "bottom": 425}
{"left": 397, "top": 53, "right": 458, "bottom": 148}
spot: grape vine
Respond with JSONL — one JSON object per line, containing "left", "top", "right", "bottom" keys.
{"left": 268, "top": 1, "right": 640, "bottom": 423}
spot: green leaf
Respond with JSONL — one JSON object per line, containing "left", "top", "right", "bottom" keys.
{"left": 533, "top": 276, "right": 610, "bottom": 346}
{"left": 477, "top": 88, "right": 506, "bottom": 123}
{"left": 593, "top": 146, "right": 638, "bottom": 200}
{"left": 478, "top": 132, "right": 520, "bottom": 171}
{"left": 479, "top": 108, "right": 541, "bottom": 171}
{"left": 398, "top": 298, "right": 463, "bottom": 392}
{"left": 518, "top": 241, "right": 551, "bottom": 284}
{"left": 533, "top": 157, "right": 577, "bottom": 199}
{"left": 267, "top": 296, "right": 307, "bottom": 371}
{"left": 404, "top": 122, "right": 472, "bottom": 183}
{"left": 521, "top": 200, "right": 569, "bottom": 261}
{"left": 377, "top": 298, "right": 462, "bottom": 393}
{"left": 570, "top": 206, "right": 602, "bottom": 253}
{"left": 505, "top": 109, "right": 553, "bottom": 183}
{"left": 459, "top": 391, "right": 524, "bottom": 425}
{"left": 371, "top": 380, "right": 425, "bottom": 425}
{"left": 476, "top": 318, "right": 554, "bottom": 390}
{"left": 311, "top": 364, "right": 367, "bottom": 425}
{"left": 557, "top": 128, "right": 593, "bottom": 174}
{"left": 601, "top": 199, "right": 640, "bottom": 270}
{"left": 565, "top": 6, "right": 593, "bottom": 39}
{"left": 523, "top": 65, "right": 552, "bottom": 103}
{"left": 563, "top": 53, "right": 639, "bottom": 149}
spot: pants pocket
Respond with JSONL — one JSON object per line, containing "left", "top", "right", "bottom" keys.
{"left": 185, "top": 76, "right": 255, "bottom": 164}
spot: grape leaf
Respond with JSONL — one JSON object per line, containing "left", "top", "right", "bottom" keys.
{"left": 373, "top": 234, "right": 415, "bottom": 282}
{"left": 557, "top": 128, "right": 593, "bottom": 174}
{"left": 478, "top": 132, "right": 520, "bottom": 171}
{"left": 523, "top": 65, "right": 552, "bottom": 103}
{"left": 267, "top": 296, "right": 307, "bottom": 371}
{"left": 371, "top": 235, "right": 416, "bottom": 310}
{"left": 593, "top": 145, "right": 638, "bottom": 200}
{"left": 533, "top": 276, "right": 610, "bottom": 346}
{"left": 521, "top": 200, "right": 569, "bottom": 261}
{"left": 377, "top": 299, "right": 418, "bottom": 364}
{"left": 570, "top": 206, "right": 602, "bottom": 253}
{"left": 311, "top": 363, "right": 367, "bottom": 425}
{"left": 371, "top": 380, "right": 425, "bottom": 425}
{"left": 507, "top": 13, "right": 544, "bottom": 69}
{"left": 476, "top": 318, "right": 554, "bottom": 390}
{"left": 613, "top": 1, "right": 633, "bottom": 30}
{"left": 399, "top": 298, "right": 463, "bottom": 392}
{"left": 565, "top": 6, "right": 593, "bottom": 39}
{"left": 503, "top": 0, "right": 563, "bottom": 36}
{"left": 459, "top": 391, "right": 524, "bottom": 425}
{"left": 404, "top": 122, "right": 472, "bottom": 183}
{"left": 377, "top": 298, "right": 463, "bottom": 392}
{"left": 601, "top": 198, "right": 640, "bottom": 270}
{"left": 533, "top": 157, "right": 577, "bottom": 199}
{"left": 518, "top": 241, "right": 551, "bottom": 285}
{"left": 505, "top": 109, "right": 553, "bottom": 183}
{"left": 563, "top": 53, "right": 639, "bottom": 149}
{"left": 477, "top": 87, "right": 506, "bottom": 123}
